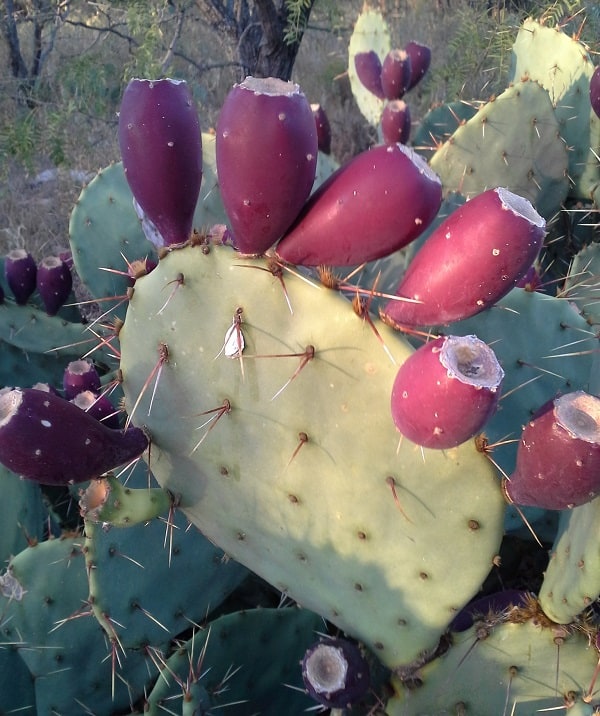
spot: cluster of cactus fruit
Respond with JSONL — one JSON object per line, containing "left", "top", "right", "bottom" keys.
{"left": 2, "top": 7, "right": 600, "bottom": 714}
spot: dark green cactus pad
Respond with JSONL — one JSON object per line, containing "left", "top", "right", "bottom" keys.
{"left": 387, "top": 618, "right": 599, "bottom": 714}
{"left": 539, "top": 496, "right": 600, "bottom": 623}
{"left": 452, "top": 287, "right": 595, "bottom": 474}
{"left": 563, "top": 242, "right": 600, "bottom": 328}
{"left": 429, "top": 80, "right": 569, "bottom": 219}
{"left": 119, "top": 242, "right": 505, "bottom": 669}
{"left": 348, "top": 8, "right": 391, "bottom": 126}
{"left": 145, "top": 608, "right": 327, "bottom": 714}
{"left": 0, "top": 466, "right": 47, "bottom": 560}
{"left": 83, "top": 482, "right": 248, "bottom": 650}
{"left": 412, "top": 101, "right": 478, "bottom": 162}
{"left": 509, "top": 18, "right": 600, "bottom": 201}
{"left": 0, "top": 537, "right": 155, "bottom": 714}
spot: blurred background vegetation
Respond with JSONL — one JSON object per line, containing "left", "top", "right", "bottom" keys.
{"left": 0, "top": 0, "right": 598, "bottom": 259}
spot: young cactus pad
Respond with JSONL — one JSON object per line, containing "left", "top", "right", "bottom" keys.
{"left": 118, "top": 241, "right": 505, "bottom": 668}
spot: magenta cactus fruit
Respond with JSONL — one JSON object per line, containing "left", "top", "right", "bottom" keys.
{"left": 0, "top": 388, "right": 148, "bottom": 484}
{"left": 311, "top": 103, "right": 332, "bottom": 154}
{"left": 36, "top": 255, "right": 73, "bottom": 316}
{"left": 381, "top": 99, "right": 411, "bottom": 144}
{"left": 353, "top": 50, "right": 385, "bottom": 99}
{"left": 118, "top": 78, "right": 202, "bottom": 247}
{"left": 5, "top": 249, "right": 37, "bottom": 305}
{"left": 301, "top": 638, "right": 370, "bottom": 709}
{"left": 381, "top": 187, "right": 546, "bottom": 328}
{"left": 390, "top": 335, "right": 504, "bottom": 450}
{"left": 590, "top": 65, "right": 600, "bottom": 120}
{"left": 216, "top": 76, "right": 318, "bottom": 255}
{"left": 503, "top": 391, "right": 600, "bottom": 510}
{"left": 63, "top": 359, "right": 101, "bottom": 399}
{"left": 276, "top": 143, "right": 442, "bottom": 266}
{"left": 404, "top": 41, "right": 431, "bottom": 90}
{"left": 381, "top": 48, "right": 412, "bottom": 100}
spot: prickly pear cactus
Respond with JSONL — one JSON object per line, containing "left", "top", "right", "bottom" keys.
{"left": 118, "top": 240, "right": 506, "bottom": 669}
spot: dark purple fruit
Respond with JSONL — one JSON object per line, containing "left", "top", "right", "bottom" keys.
{"left": 404, "top": 41, "right": 431, "bottom": 90}
{"left": 36, "top": 255, "right": 73, "bottom": 316}
{"left": 302, "top": 638, "right": 370, "bottom": 709}
{"left": 354, "top": 50, "right": 385, "bottom": 99}
{"left": 390, "top": 335, "right": 504, "bottom": 449}
{"left": 5, "top": 249, "right": 37, "bottom": 305}
{"left": 381, "top": 99, "right": 411, "bottom": 144}
{"left": 311, "top": 103, "right": 332, "bottom": 155}
{"left": 0, "top": 388, "right": 148, "bottom": 485}
{"left": 119, "top": 78, "right": 202, "bottom": 247}
{"left": 590, "top": 65, "right": 600, "bottom": 120}
{"left": 381, "top": 48, "right": 412, "bottom": 100}
{"left": 63, "top": 359, "right": 101, "bottom": 400}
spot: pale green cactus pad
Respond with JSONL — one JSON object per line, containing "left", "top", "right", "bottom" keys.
{"left": 118, "top": 241, "right": 506, "bottom": 669}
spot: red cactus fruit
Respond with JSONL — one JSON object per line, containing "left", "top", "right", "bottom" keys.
{"left": 63, "top": 359, "right": 102, "bottom": 400}
{"left": 36, "top": 255, "right": 73, "bottom": 316}
{"left": 276, "top": 143, "right": 442, "bottom": 266}
{"left": 311, "top": 103, "right": 332, "bottom": 154}
{"left": 118, "top": 78, "right": 202, "bottom": 247}
{"left": 390, "top": 335, "right": 504, "bottom": 450}
{"left": 381, "top": 99, "right": 411, "bottom": 145}
{"left": 0, "top": 388, "right": 148, "bottom": 485}
{"left": 590, "top": 65, "right": 600, "bottom": 120}
{"left": 354, "top": 50, "right": 385, "bottom": 99}
{"left": 404, "top": 41, "right": 431, "bottom": 90}
{"left": 503, "top": 391, "right": 600, "bottom": 510}
{"left": 216, "top": 76, "right": 318, "bottom": 256}
{"left": 381, "top": 48, "right": 412, "bottom": 100}
{"left": 5, "top": 249, "right": 37, "bottom": 305}
{"left": 302, "top": 638, "right": 370, "bottom": 709}
{"left": 381, "top": 187, "right": 546, "bottom": 329}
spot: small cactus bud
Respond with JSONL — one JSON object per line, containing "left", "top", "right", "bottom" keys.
{"left": 381, "top": 48, "right": 412, "bottom": 100}
{"left": 311, "top": 103, "right": 332, "bottom": 154}
{"left": 404, "top": 41, "right": 431, "bottom": 90}
{"left": 5, "top": 249, "right": 37, "bottom": 305}
{"left": 36, "top": 255, "right": 73, "bottom": 316}
{"left": 381, "top": 99, "right": 411, "bottom": 144}
{"left": 390, "top": 335, "right": 504, "bottom": 449}
{"left": 354, "top": 50, "right": 385, "bottom": 99}
{"left": 301, "top": 638, "right": 370, "bottom": 709}
{"left": 71, "top": 390, "right": 121, "bottom": 430}
{"left": 63, "top": 359, "right": 102, "bottom": 399}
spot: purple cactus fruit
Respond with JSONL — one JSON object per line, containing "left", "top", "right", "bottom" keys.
{"left": 5, "top": 249, "right": 37, "bottom": 305}
{"left": 118, "top": 78, "right": 202, "bottom": 247}
{"left": 450, "top": 590, "right": 530, "bottom": 632}
{"left": 311, "top": 103, "right": 332, "bottom": 155}
{"left": 216, "top": 76, "right": 318, "bottom": 256}
{"left": 353, "top": 50, "right": 385, "bottom": 99}
{"left": 404, "top": 41, "right": 431, "bottom": 90}
{"left": 63, "top": 359, "right": 101, "bottom": 400}
{"left": 0, "top": 388, "right": 148, "bottom": 485}
{"left": 503, "top": 391, "right": 600, "bottom": 510}
{"left": 72, "top": 390, "right": 121, "bottom": 429}
{"left": 381, "top": 99, "right": 411, "bottom": 145}
{"left": 381, "top": 187, "right": 546, "bottom": 329}
{"left": 276, "top": 143, "right": 442, "bottom": 266}
{"left": 590, "top": 65, "right": 600, "bottom": 120}
{"left": 301, "top": 638, "right": 370, "bottom": 709}
{"left": 381, "top": 48, "right": 412, "bottom": 100}
{"left": 36, "top": 255, "right": 73, "bottom": 316}
{"left": 390, "top": 335, "right": 504, "bottom": 450}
